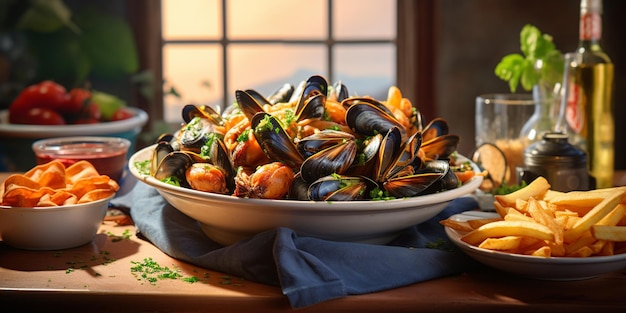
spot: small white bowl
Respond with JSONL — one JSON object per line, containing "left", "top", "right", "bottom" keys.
{"left": 0, "top": 194, "right": 113, "bottom": 250}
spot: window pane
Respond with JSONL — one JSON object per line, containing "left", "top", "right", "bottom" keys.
{"left": 228, "top": 0, "right": 326, "bottom": 39}
{"left": 227, "top": 44, "right": 327, "bottom": 105}
{"left": 162, "top": 0, "right": 221, "bottom": 39}
{"left": 332, "top": 43, "right": 395, "bottom": 100}
{"left": 333, "top": 0, "right": 396, "bottom": 39}
{"left": 163, "top": 44, "right": 223, "bottom": 123}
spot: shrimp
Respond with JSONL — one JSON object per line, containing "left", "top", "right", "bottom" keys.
{"left": 234, "top": 162, "right": 294, "bottom": 199}
{"left": 186, "top": 163, "right": 229, "bottom": 194}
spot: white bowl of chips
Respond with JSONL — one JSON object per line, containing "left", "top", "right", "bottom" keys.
{"left": 0, "top": 195, "right": 114, "bottom": 250}
{"left": 0, "top": 160, "right": 119, "bottom": 250}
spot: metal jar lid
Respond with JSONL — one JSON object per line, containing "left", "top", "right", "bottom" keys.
{"left": 524, "top": 132, "right": 587, "bottom": 168}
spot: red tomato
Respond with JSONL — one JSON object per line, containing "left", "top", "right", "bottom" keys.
{"left": 11, "top": 107, "right": 66, "bottom": 125}
{"left": 63, "top": 88, "right": 91, "bottom": 115}
{"left": 110, "top": 107, "right": 134, "bottom": 121}
{"left": 9, "top": 80, "right": 68, "bottom": 113}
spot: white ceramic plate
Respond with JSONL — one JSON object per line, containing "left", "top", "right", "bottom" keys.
{"left": 445, "top": 211, "right": 626, "bottom": 280}
{"left": 0, "top": 108, "right": 148, "bottom": 138}
{"left": 129, "top": 144, "right": 483, "bottom": 246}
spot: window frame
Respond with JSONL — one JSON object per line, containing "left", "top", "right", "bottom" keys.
{"left": 126, "top": 0, "right": 435, "bottom": 137}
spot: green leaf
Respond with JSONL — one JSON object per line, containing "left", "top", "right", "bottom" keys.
{"left": 495, "top": 24, "right": 563, "bottom": 92}
{"left": 520, "top": 24, "right": 541, "bottom": 59}
{"left": 520, "top": 61, "right": 540, "bottom": 91}
{"left": 494, "top": 54, "right": 525, "bottom": 92}
{"left": 16, "top": 0, "right": 80, "bottom": 34}
{"left": 74, "top": 8, "right": 139, "bottom": 78}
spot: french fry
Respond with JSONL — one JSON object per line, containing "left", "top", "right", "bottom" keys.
{"left": 591, "top": 225, "right": 626, "bottom": 241}
{"left": 527, "top": 197, "right": 563, "bottom": 245}
{"left": 494, "top": 176, "right": 551, "bottom": 208}
{"left": 478, "top": 236, "right": 522, "bottom": 251}
{"left": 529, "top": 245, "right": 551, "bottom": 257}
{"left": 565, "top": 231, "right": 596, "bottom": 256}
{"left": 548, "top": 186, "right": 626, "bottom": 207}
{"left": 598, "top": 241, "right": 615, "bottom": 256}
{"left": 439, "top": 177, "right": 626, "bottom": 258}
{"left": 563, "top": 191, "right": 624, "bottom": 243}
{"left": 467, "top": 217, "right": 503, "bottom": 229}
{"left": 439, "top": 219, "right": 474, "bottom": 232}
{"left": 503, "top": 207, "right": 535, "bottom": 222}
{"left": 461, "top": 220, "right": 554, "bottom": 246}
{"left": 493, "top": 200, "right": 508, "bottom": 218}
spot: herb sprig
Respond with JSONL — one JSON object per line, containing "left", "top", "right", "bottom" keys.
{"left": 495, "top": 24, "right": 564, "bottom": 92}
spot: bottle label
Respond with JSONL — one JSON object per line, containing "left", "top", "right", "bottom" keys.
{"left": 565, "top": 80, "right": 585, "bottom": 134}
{"left": 580, "top": 12, "right": 601, "bottom": 40}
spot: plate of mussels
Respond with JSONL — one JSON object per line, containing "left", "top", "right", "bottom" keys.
{"left": 129, "top": 75, "right": 483, "bottom": 245}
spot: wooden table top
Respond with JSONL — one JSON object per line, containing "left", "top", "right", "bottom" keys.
{"left": 1, "top": 172, "right": 626, "bottom": 312}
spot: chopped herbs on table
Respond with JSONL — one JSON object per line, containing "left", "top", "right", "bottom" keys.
{"left": 130, "top": 257, "right": 200, "bottom": 285}
{"left": 426, "top": 238, "right": 457, "bottom": 252}
{"left": 106, "top": 229, "right": 133, "bottom": 242}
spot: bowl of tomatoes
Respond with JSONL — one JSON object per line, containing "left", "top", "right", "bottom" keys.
{"left": 0, "top": 80, "right": 148, "bottom": 172}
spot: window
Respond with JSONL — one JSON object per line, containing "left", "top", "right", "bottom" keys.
{"left": 161, "top": 0, "right": 396, "bottom": 123}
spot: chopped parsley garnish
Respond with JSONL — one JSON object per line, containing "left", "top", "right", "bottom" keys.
{"left": 134, "top": 160, "right": 151, "bottom": 176}
{"left": 107, "top": 229, "right": 133, "bottom": 242}
{"left": 369, "top": 187, "right": 395, "bottom": 201}
{"left": 162, "top": 176, "right": 181, "bottom": 186}
{"left": 200, "top": 132, "right": 218, "bottom": 158}
{"left": 237, "top": 128, "right": 251, "bottom": 142}
{"left": 282, "top": 109, "right": 296, "bottom": 125}
{"left": 130, "top": 258, "right": 201, "bottom": 286}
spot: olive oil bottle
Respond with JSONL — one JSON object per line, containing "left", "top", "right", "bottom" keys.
{"left": 561, "top": 0, "right": 614, "bottom": 188}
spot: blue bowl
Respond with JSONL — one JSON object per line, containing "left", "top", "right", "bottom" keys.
{"left": 0, "top": 108, "right": 148, "bottom": 172}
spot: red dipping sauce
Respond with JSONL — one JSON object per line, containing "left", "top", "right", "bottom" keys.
{"left": 32, "top": 137, "right": 130, "bottom": 182}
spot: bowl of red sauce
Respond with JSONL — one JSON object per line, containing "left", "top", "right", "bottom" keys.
{"left": 32, "top": 136, "right": 131, "bottom": 183}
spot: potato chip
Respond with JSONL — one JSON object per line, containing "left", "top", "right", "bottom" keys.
{"left": 0, "top": 160, "right": 119, "bottom": 207}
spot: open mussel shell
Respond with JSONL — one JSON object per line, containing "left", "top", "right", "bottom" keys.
{"left": 244, "top": 89, "right": 272, "bottom": 106}
{"left": 151, "top": 141, "right": 175, "bottom": 176}
{"left": 182, "top": 104, "right": 223, "bottom": 125}
{"left": 374, "top": 127, "right": 404, "bottom": 182}
{"left": 296, "top": 129, "right": 355, "bottom": 159}
{"left": 299, "top": 140, "right": 357, "bottom": 183}
{"left": 251, "top": 112, "right": 304, "bottom": 169}
{"left": 344, "top": 98, "right": 406, "bottom": 139}
{"left": 419, "top": 159, "right": 460, "bottom": 194}
{"left": 236, "top": 89, "right": 267, "bottom": 122}
{"left": 153, "top": 151, "right": 206, "bottom": 188}
{"left": 328, "top": 81, "right": 349, "bottom": 102}
{"left": 382, "top": 159, "right": 453, "bottom": 198}
{"left": 307, "top": 175, "right": 374, "bottom": 201}
{"left": 288, "top": 173, "right": 310, "bottom": 200}
{"left": 203, "top": 134, "right": 235, "bottom": 189}
{"left": 420, "top": 134, "right": 460, "bottom": 160}
{"left": 422, "top": 117, "right": 449, "bottom": 142}
{"left": 177, "top": 117, "right": 215, "bottom": 153}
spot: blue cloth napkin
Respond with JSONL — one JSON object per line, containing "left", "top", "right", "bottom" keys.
{"left": 113, "top": 181, "right": 480, "bottom": 308}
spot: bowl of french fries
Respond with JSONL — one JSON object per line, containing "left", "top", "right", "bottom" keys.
{"left": 441, "top": 177, "right": 626, "bottom": 280}
{"left": 0, "top": 160, "right": 119, "bottom": 250}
